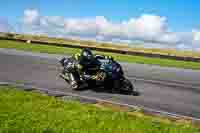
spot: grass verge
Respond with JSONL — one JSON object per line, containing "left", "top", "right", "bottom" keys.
{"left": 0, "top": 86, "right": 199, "bottom": 132}
{"left": 1, "top": 39, "right": 200, "bottom": 70}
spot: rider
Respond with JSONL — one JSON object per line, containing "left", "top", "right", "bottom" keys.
{"left": 71, "top": 48, "right": 114, "bottom": 88}
{"left": 74, "top": 48, "right": 100, "bottom": 75}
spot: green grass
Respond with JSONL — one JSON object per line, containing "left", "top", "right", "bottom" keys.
{"left": 1, "top": 39, "right": 200, "bottom": 70}
{"left": 0, "top": 86, "right": 199, "bottom": 133}
{"left": 3, "top": 32, "right": 200, "bottom": 58}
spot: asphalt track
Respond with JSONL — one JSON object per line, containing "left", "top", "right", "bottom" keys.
{"left": 1, "top": 48, "right": 200, "bottom": 118}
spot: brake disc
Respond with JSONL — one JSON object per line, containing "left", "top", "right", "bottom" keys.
{"left": 96, "top": 72, "right": 106, "bottom": 81}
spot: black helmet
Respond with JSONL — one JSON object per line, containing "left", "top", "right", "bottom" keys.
{"left": 79, "top": 48, "right": 94, "bottom": 65}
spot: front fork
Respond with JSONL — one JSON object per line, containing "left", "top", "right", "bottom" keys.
{"left": 59, "top": 72, "right": 70, "bottom": 83}
{"left": 60, "top": 69, "right": 80, "bottom": 87}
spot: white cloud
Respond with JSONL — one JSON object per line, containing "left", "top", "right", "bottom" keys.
{"left": 22, "top": 10, "right": 174, "bottom": 43}
{"left": 0, "top": 18, "right": 12, "bottom": 32}
{"left": 23, "top": 9, "right": 40, "bottom": 25}
{"left": 64, "top": 17, "right": 98, "bottom": 36}
{"left": 20, "top": 9, "right": 200, "bottom": 50}
{"left": 192, "top": 30, "right": 200, "bottom": 42}
{"left": 158, "top": 33, "right": 180, "bottom": 44}
{"left": 123, "top": 15, "right": 167, "bottom": 39}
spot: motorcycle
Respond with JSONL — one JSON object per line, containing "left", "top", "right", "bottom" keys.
{"left": 59, "top": 55, "right": 136, "bottom": 94}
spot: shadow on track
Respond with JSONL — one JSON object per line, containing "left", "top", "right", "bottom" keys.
{"left": 74, "top": 84, "right": 140, "bottom": 96}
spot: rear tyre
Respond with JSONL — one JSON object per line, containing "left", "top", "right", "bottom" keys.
{"left": 112, "top": 80, "right": 121, "bottom": 94}
{"left": 120, "top": 79, "right": 134, "bottom": 95}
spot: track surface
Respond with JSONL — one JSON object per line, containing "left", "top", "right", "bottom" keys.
{"left": 1, "top": 48, "right": 200, "bottom": 118}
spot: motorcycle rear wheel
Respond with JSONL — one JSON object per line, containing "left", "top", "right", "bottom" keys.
{"left": 120, "top": 79, "right": 134, "bottom": 94}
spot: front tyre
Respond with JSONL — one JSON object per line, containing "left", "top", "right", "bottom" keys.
{"left": 66, "top": 72, "right": 81, "bottom": 90}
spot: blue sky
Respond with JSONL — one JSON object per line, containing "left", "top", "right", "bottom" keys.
{"left": 1, "top": 0, "right": 199, "bottom": 31}
{"left": 0, "top": 0, "right": 200, "bottom": 50}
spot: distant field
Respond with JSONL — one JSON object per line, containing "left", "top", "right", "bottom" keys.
{"left": 1, "top": 32, "right": 200, "bottom": 58}
{"left": 0, "top": 86, "right": 199, "bottom": 133}
{"left": 1, "top": 39, "right": 200, "bottom": 70}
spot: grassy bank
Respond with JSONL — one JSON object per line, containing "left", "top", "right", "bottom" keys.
{"left": 1, "top": 39, "right": 200, "bottom": 70}
{"left": 0, "top": 86, "right": 199, "bottom": 132}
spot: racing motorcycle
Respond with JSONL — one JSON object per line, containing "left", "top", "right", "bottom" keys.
{"left": 59, "top": 55, "right": 135, "bottom": 94}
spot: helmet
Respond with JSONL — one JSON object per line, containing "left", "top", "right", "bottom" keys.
{"left": 108, "top": 56, "right": 114, "bottom": 61}
{"left": 79, "top": 48, "right": 94, "bottom": 66}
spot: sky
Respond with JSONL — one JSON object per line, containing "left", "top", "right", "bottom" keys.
{"left": 0, "top": 0, "right": 200, "bottom": 50}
